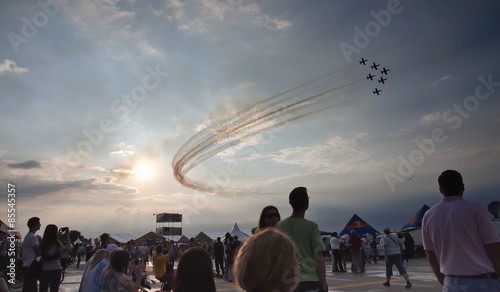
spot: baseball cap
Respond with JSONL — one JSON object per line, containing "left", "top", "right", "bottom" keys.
{"left": 105, "top": 244, "right": 121, "bottom": 254}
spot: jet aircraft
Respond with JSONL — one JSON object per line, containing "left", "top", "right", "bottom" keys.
{"left": 378, "top": 77, "right": 387, "bottom": 84}
{"left": 371, "top": 63, "right": 380, "bottom": 70}
{"left": 359, "top": 58, "right": 368, "bottom": 65}
{"left": 366, "top": 73, "right": 375, "bottom": 81}
{"left": 381, "top": 67, "right": 390, "bottom": 75}
{"left": 373, "top": 88, "right": 382, "bottom": 95}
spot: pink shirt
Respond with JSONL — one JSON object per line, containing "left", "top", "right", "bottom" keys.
{"left": 422, "top": 196, "right": 500, "bottom": 276}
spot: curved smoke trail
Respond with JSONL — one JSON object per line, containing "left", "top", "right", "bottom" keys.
{"left": 172, "top": 66, "right": 371, "bottom": 194}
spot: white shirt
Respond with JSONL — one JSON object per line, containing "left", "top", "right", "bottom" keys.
{"left": 22, "top": 232, "right": 39, "bottom": 266}
{"left": 330, "top": 237, "right": 343, "bottom": 250}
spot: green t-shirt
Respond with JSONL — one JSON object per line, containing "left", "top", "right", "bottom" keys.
{"left": 276, "top": 217, "right": 326, "bottom": 282}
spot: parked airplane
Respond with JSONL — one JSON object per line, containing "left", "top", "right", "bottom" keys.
{"left": 378, "top": 77, "right": 387, "bottom": 84}
{"left": 373, "top": 88, "right": 382, "bottom": 95}
{"left": 366, "top": 73, "right": 375, "bottom": 81}
{"left": 381, "top": 67, "right": 390, "bottom": 75}
{"left": 371, "top": 62, "right": 380, "bottom": 70}
{"left": 359, "top": 58, "right": 368, "bottom": 65}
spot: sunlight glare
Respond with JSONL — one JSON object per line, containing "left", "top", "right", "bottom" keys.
{"left": 131, "top": 162, "right": 154, "bottom": 181}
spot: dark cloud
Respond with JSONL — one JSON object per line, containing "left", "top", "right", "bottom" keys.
{"left": 0, "top": 175, "right": 138, "bottom": 198}
{"left": 8, "top": 160, "right": 42, "bottom": 169}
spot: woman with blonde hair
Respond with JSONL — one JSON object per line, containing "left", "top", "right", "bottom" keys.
{"left": 234, "top": 228, "right": 299, "bottom": 292}
{"left": 79, "top": 249, "right": 107, "bottom": 292}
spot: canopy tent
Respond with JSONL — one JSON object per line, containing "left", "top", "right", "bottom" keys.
{"left": 177, "top": 235, "right": 190, "bottom": 243}
{"left": 136, "top": 231, "right": 166, "bottom": 242}
{"left": 401, "top": 204, "right": 430, "bottom": 230}
{"left": 229, "top": 222, "right": 249, "bottom": 241}
{"left": 73, "top": 238, "right": 82, "bottom": 244}
{"left": 109, "top": 234, "right": 136, "bottom": 245}
{"left": 194, "top": 231, "right": 213, "bottom": 243}
{"left": 339, "top": 214, "right": 380, "bottom": 236}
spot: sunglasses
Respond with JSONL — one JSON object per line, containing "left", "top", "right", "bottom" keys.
{"left": 266, "top": 213, "right": 279, "bottom": 218}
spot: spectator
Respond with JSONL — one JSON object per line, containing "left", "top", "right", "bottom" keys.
{"left": 172, "top": 247, "right": 216, "bottom": 292}
{"left": 235, "top": 228, "right": 299, "bottom": 292}
{"left": 22, "top": 217, "right": 42, "bottom": 292}
{"left": 101, "top": 249, "right": 145, "bottom": 292}
{"left": 139, "top": 242, "right": 149, "bottom": 266}
{"left": 276, "top": 186, "right": 327, "bottom": 292}
{"left": 382, "top": 226, "right": 412, "bottom": 288}
{"left": 187, "top": 238, "right": 195, "bottom": 249}
{"left": 329, "top": 232, "right": 346, "bottom": 273}
{"left": 213, "top": 237, "right": 225, "bottom": 278}
{"left": 403, "top": 232, "right": 414, "bottom": 265}
{"left": 154, "top": 242, "right": 174, "bottom": 291}
{"left": 422, "top": 170, "right": 500, "bottom": 291}
{"left": 98, "top": 233, "right": 110, "bottom": 250}
{"left": 78, "top": 249, "right": 106, "bottom": 292}
{"left": 223, "top": 232, "right": 231, "bottom": 282}
{"left": 92, "top": 243, "right": 121, "bottom": 292}
{"left": 369, "top": 234, "right": 378, "bottom": 264}
{"left": 39, "top": 225, "right": 72, "bottom": 292}
{"left": 348, "top": 230, "right": 363, "bottom": 272}
{"left": 256, "top": 205, "right": 281, "bottom": 232}
{"left": 224, "top": 236, "right": 236, "bottom": 282}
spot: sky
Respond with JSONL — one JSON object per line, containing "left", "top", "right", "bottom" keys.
{"left": 1, "top": 0, "right": 500, "bottom": 241}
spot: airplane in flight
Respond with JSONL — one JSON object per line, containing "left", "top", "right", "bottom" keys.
{"left": 378, "top": 77, "right": 387, "bottom": 84}
{"left": 359, "top": 58, "right": 368, "bottom": 65}
{"left": 366, "top": 73, "right": 375, "bottom": 81}
{"left": 380, "top": 67, "right": 390, "bottom": 75}
{"left": 373, "top": 88, "right": 382, "bottom": 95}
{"left": 371, "top": 62, "right": 380, "bottom": 70}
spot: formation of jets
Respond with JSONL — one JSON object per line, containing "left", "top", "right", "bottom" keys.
{"left": 359, "top": 58, "right": 390, "bottom": 95}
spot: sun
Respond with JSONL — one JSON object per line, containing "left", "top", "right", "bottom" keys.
{"left": 131, "top": 162, "right": 154, "bottom": 181}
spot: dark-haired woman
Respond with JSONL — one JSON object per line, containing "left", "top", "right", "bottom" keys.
{"left": 39, "top": 224, "right": 71, "bottom": 292}
{"left": 257, "top": 205, "right": 281, "bottom": 232}
{"left": 172, "top": 247, "right": 216, "bottom": 292}
{"left": 101, "top": 249, "right": 145, "bottom": 292}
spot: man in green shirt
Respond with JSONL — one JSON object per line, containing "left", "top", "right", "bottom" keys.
{"left": 276, "top": 187, "right": 328, "bottom": 292}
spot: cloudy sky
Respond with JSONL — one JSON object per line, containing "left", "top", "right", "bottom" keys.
{"left": 1, "top": 0, "right": 500, "bottom": 240}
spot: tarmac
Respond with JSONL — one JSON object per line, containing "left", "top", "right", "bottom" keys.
{"left": 12, "top": 257, "right": 444, "bottom": 292}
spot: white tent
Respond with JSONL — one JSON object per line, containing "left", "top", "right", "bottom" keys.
{"left": 73, "top": 238, "right": 82, "bottom": 244}
{"left": 229, "top": 222, "right": 250, "bottom": 241}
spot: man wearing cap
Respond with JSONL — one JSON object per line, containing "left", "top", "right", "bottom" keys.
{"left": 276, "top": 187, "right": 327, "bottom": 292}
{"left": 422, "top": 170, "right": 500, "bottom": 291}
{"left": 382, "top": 226, "right": 412, "bottom": 288}
{"left": 92, "top": 244, "right": 121, "bottom": 292}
